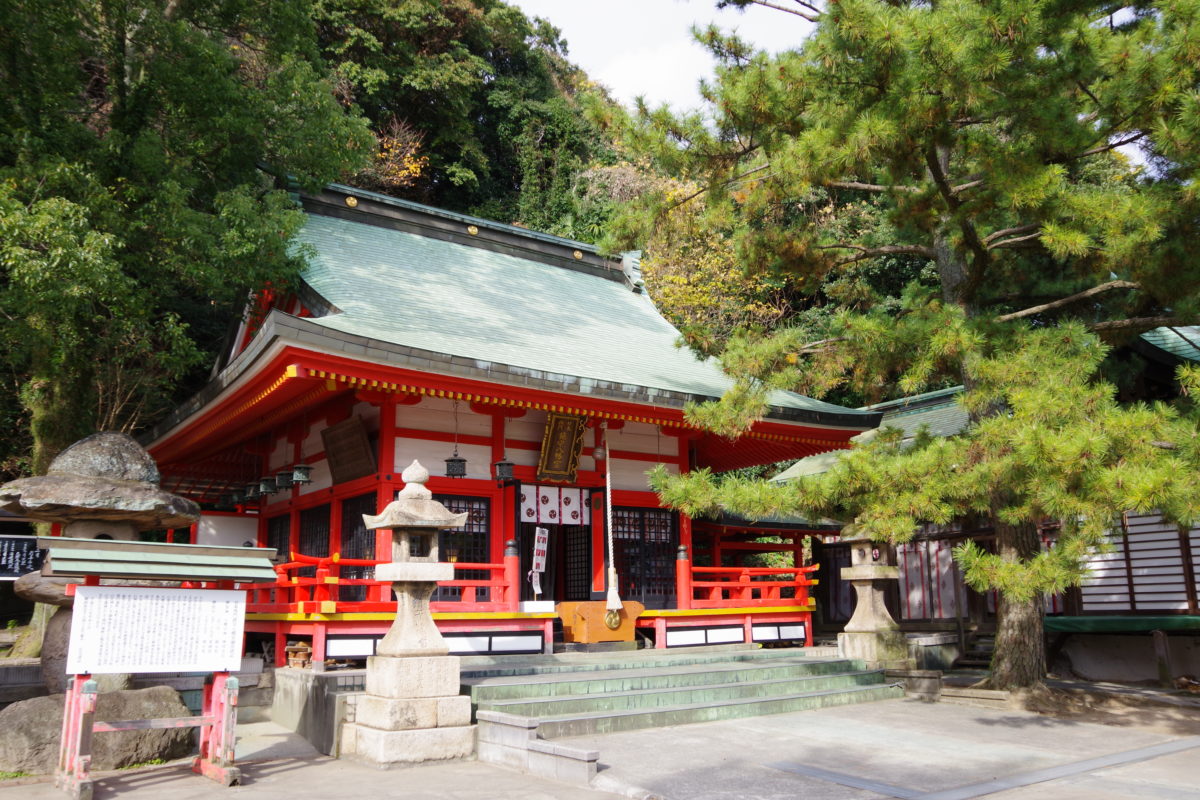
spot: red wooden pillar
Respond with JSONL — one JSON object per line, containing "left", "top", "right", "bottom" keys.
{"left": 675, "top": 544, "right": 692, "bottom": 610}
{"left": 504, "top": 539, "right": 520, "bottom": 612}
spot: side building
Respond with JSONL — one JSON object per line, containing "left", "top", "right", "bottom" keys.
{"left": 144, "top": 184, "right": 880, "bottom": 665}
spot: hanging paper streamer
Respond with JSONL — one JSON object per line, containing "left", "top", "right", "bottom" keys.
{"left": 528, "top": 526, "right": 549, "bottom": 597}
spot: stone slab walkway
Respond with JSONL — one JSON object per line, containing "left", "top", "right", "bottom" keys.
{"left": 563, "top": 697, "right": 1200, "bottom": 800}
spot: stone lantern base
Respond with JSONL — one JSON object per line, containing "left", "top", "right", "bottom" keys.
{"left": 343, "top": 655, "right": 475, "bottom": 766}
{"left": 838, "top": 629, "right": 912, "bottom": 670}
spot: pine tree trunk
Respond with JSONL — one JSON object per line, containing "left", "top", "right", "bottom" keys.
{"left": 984, "top": 518, "right": 1046, "bottom": 690}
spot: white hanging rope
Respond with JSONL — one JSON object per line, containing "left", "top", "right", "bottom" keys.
{"left": 604, "top": 429, "right": 622, "bottom": 612}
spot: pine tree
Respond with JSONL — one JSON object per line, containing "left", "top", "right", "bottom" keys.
{"left": 626, "top": 0, "right": 1200, "bottom": 689}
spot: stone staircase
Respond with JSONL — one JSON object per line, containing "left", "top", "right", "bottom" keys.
{"left": 462, "top": 645, "right": 904, "bottom": 739}
{"left": 954, "top": 633, "right": 995, "bottom": 670}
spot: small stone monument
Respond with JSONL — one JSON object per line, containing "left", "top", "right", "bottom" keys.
{"left": 838, "top": 531, "right": 912, "bottom": 669}
{"left": 343, "top": 460, "right": 475, "bottom": 766}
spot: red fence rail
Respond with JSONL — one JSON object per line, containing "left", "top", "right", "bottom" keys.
{"left": 245, "top": 550, "right": 522, "bottom": 615}
{"left": 677, "top": 559, "right": 818, "bottom": 609}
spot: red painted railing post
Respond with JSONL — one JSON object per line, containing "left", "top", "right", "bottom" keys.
{"left": 675, "top": 545, "right": 692, "bottom": 610}
{"left": 504, "top": 539, "right": 520, "bottom": 612}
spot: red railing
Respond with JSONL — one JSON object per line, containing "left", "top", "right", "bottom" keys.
{"left": 676, "top": 560, "right": 818, "bottom": 609}
{"left": 245, "top": 550, "right": 522, "bottom": 615}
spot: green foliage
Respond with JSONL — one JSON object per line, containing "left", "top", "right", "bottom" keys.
{"left": 0, "top": 0, "right": 373, "bottom": 474}
{"left": 635, "top": 0, "right": 1200, "bottom": 688}
{"left": 315, "top": 0, "right": 617, "bottom": 235}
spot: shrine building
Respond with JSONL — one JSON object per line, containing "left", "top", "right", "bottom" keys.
{"left": 144, "top": 184, "right": 881, "bottom": 665}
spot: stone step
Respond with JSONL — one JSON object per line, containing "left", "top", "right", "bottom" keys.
{"left": 460, "top": 644, "right": 822, "bottom": 680}
{"left": 465, "top": 657, "right": 866, "bottom": 702}
{"left": 479, "top": 669, "right": 887, "bottom": 717}
{"left": 535, "top": 683, "right": 905, "bottom": 739}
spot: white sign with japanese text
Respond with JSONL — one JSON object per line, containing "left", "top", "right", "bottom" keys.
{"left": 67, "top": 586, "right": 245, "bottom": 674}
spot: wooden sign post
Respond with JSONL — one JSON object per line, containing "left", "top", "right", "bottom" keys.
{"left": 38, "top": 538, "right": 278, "bottom": 800}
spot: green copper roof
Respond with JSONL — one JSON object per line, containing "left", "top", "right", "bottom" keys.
{"left": 295, "top": 210, "right": 872, "bottom": 423}
{"left": 1140, "top": 326, "right": 1200, "bottom": 362}
{"left": 772, "top": 387, "right": 967, "bottom": 482}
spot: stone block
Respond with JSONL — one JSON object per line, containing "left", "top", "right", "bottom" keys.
{"left": 365, "top": 655, "right": 461, "bottom": 698}
{"left": 356, "top": 696, "right": 438, "bottom": 731}
{"left": 476, "top": 740, "right": 527, "bottom": 771}
{"left": 477, "top": 718, "right": 536, "bottom": 748}
{"left": 352, "top": 723, "right": 475, "bottom": 765}
{"left": 436, "top": 695, "right": 472, "bottom": 727}
{"left": 339, "top": 723, "right": 357, "bottom": 756}
{"left": 527, "top": 749, "right": 558, "bottom": 780}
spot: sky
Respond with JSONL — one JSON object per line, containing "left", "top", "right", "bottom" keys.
{"left": 509, "top": 1, "right": 814, "bottom": 112}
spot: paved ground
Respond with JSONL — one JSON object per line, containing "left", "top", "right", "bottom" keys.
{"left": 564, "top": 698, "right": 1200, "bottom": 800}
{"left": 2, "top": 696, "right": 1198, "bottom": 799}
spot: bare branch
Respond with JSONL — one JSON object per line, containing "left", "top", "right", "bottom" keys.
{"left": 742, "top": 0, "right": 822, "bottom": 22}
{"left": 794, "top": 336, "right": 844, "bottom": 355}
{"left": 666, "top": 163, "right": 770, "bottom": 211}
{"left": 1071, "top": 132, "right": 1146, "bottom": 161}
{"left": 1090, "top": 315, "right": 1191, "bottom": 334}
{"left": 988, "top": 233, "right": 1043, "bottom": 249}
{"left": 984, "top": 224, "right": 1040, "bottom": 246}
{"left": 827, "top": 180, "right": 922, "bottom": 195}
{"left": 951, "top": 179, "right": 985, "bottom": 194}
{"left": 819, "top": 243, "right": 937, "bottom": 265}
{"left": 997, "top": 280, "right": 1140, "bottom": 322}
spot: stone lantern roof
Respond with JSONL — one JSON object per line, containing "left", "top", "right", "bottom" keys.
{"left": 362, "top": 461, "right": 468, "bottom": 531}
{"left": 0, "top": 433, "right": 199, "bottom": 530}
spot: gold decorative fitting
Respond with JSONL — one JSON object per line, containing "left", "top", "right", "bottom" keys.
{"left": 345, "top": 196, "right": 358, "bottom": 208}
{"left": 467, "top": 225, "right": 479, "bottom": 235}
{"left": 573, "top": 250, "right": 584, "bottom": 260}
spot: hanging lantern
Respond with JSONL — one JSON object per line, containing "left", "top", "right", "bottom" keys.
{"left": 275, "top": 469, "right": 294, "bottom": 491}
{"left": 445, "top": 399, "right": 467, "bottom": 478}
{"left": 445, "top": 451, "right": 467, "bottom": 478}
{"left": 244, "top": 483, "right": 260, "bottom": 501}
{"left": 259, "top": 475, "right": 277, "bottom": 495}
{"left": 492, "top": 457, "right": 514, "bottom": 485}
{"left": 291, "top": 464, "right": 312, "bottom": 485}
{"left": 228, "top": 489, "right": 243, "bottom": 505}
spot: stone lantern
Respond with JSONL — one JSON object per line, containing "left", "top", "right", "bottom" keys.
{"left": 838, "top": 529, "right": 912, "bottom": 669}
{"left": 343, "top": 460, "right": 475, "bottom": 765}
{"left": 0, "top": 433, "right": 200, "bottom": 692}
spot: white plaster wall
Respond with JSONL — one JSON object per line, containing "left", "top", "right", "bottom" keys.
{"left": 394, "top": 437, "right": 493, "bottom": 481}
{"left": 267, "top": 435, "right": 291, "bottom": 472}
{"left": 608, "top": 458, "right": 677, "bottom": 491}
{"left": 396, "top": 396, "right": 490, "bottom": 437}
{"left": 297, "top": 459, "right": 333, "bottom": 495}
{"left": 605, "top": 421, "right": 667, "bottom": 455}
{"left": 505, "top": 411, "right": 547, "bottom": 443}
{"left": 196, "top": 514, "right": 259, "bottom": 548}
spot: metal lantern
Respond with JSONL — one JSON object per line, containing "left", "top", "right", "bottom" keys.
{"left": 291, "top": 464, "right": 313, "bottom": 485}
{"left": 259, "top": 475, "right": 277, "bottom": 495}
{"left": 492, "top": 457, "right": 514, "bottom": 484}
{"left": 228, "top": 489, "right": 243, "bottom": 505}
{"left": 275, "top": 469, "right": 294, "bottom": 491}
{"left": 244, "top": 482, "right": 260, "bottom": 501}
{"left": 445, "top": 451, "right": 467, "bottom": 478}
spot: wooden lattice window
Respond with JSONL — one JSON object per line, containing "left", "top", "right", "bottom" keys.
{"left": 432, "top": 495, "right": 491, "bottom": 602}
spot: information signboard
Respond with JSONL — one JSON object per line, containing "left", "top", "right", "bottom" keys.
{"left": 0, "top": 534, "right": 43, "bottom": 580}
{"left": 67, "top": 586, "right": 245, "bottom": 674}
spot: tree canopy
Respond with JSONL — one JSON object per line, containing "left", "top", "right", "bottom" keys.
{"left": 625, "top": 0, "right": 1200, "bottom": 688}
{"left": 315, "top": 0, "right": 618, "bottom": 234}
